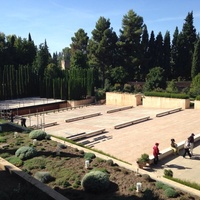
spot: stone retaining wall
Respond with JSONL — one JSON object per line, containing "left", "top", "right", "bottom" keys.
{"left": 67, "top": 97, "right": 95, "bottom": 107}
{"left": 106, "top": 92, "right": 142, "bottom": 106}
{"left": 142, "top": 96, "right": 190, "bottom": 109}
{"left": 194, "top": 100, "right": 200, "bottom": 109}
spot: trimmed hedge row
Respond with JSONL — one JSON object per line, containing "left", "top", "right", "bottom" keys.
{"left": 144, "top": 92, "right": 189, "bottom": 99}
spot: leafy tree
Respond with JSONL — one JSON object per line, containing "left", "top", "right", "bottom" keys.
{"left": 166, "top": 79, "right": 178, "bottom": 93}
{"left": 191, "top": 39, "right": 200, "bottom": 79}
{"left": 189, "top": 73, "right": 200, "bottom": 97}
{"left": 118, "top": 10, "right": 144, "bottom": 81}
{"left": 144, "top": 66, "right": 166, "bottom": 91}
{"left": 110, "top": 66, "right": 128, "bottom": 85}
{"left": 44, "top": 63, "right": 62, "bottom": 80}
{"left": 33, "top": 40, "right": 51, "bottom": 79}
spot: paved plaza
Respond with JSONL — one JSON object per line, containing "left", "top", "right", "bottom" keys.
{"left": 18, "top": 103, "right": 200, "bottom": 185}
{"left": 1, "top": 98, "right": 200, "bottom": 195}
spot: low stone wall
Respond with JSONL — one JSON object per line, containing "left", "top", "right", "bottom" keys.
{"left": 67, "top": 97, "right": 95, "bottom": 107}
{"left": 106, "top": 92, "right": 142, "bottom": 106}
{"left": 142, "top": 96, "right": 190, "bottom": 109}
{"left": 149, "top": 133, "right": 200, "bottom": 164}
{"left": 194, "top": 100, "right": 200, "bottom": 109}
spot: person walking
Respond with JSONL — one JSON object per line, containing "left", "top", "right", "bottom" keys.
{"left": 171, "top": 138, "right": 179, "bottom": 155}
{"left": 153, "top": 143, "right": 160, "bottom": 164}
{"left": 10, "top": 112, "right": 14, "bottom": 123}
{"left": 188, "top": 133, "right": 195, "bottom": 155}
{"left": 183, "top": 138, "right": 192, "bottom": 158}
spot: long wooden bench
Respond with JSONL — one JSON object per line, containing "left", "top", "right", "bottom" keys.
{"left": 156, "top": 107, "right": 182, "bottom": 117}
{"left": 114, "top": 116, "right": 150, "bottom": 129}
{"left": 107, "top": 106, "right": 133, "bottom": 113}
{"left": 70, "top": 129, "right": 106, "bottom": 141}
{"left": 65, "top": 112, "right": 101, "bottom": 122}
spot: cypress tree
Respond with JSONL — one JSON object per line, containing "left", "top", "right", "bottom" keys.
{"left": 163, "top": 31, "right": 171, "bottom": 80}
{"left": 191, "top": 39, "right": 200, "bottom": 79}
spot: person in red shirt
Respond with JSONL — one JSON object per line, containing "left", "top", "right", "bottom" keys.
{"left": 153, "top": 143, "right": 160, "bottom": 164}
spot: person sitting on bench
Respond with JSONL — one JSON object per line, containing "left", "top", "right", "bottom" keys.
{"left": 170, "top": 138, "right": 179, "bottom": 155}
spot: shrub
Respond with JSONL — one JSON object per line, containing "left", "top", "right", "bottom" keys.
{"left": 106, "top": 159, "right": 114, "bottom": 166}
{"left": 45, "top": 134, "right": 51, "bottom": 140}
{"left": 23, "top": 157, "right": 46, "bottom": 170}
{"left": 15, "top": 146, "right": 37, "bottom": 160}
{"left": 123, "top": 83, "right": 133, "bottom": 93}
{"left": 29, "top": 130, "right": 47, "bottom": 140}
{"left": 155, "top": 181, "right": 164, "bottom": 189}
{"left": 0, "top": 152, "right": 11, "bottom": 158}
{"left": 143, "top": 188, "right": 155, "bottom": 200}
{"left": 164, "top": 188, "right": 178, "bottom": 198}
{"left": 195, "top": 95, "right": 200, "bottom": 100}
{"left": 144, "top": 91, "right": 189, "bottom": 99}
{"left": 6, "top": 156, "right": 23, "bottom": 167}
{"left": 57, "top": 143, "right": 67, "bottom": 149}
{"left": 72, "top": 179, "right": 81, "bottom": 189}
{"left": 79, "top": 150, "right": 84, "bottom": 154}
{"left": 113, "top": 83, "right": 122, "bottom": 92}
{"left": 34, "top": 171, "right": 54, "bottom": 183}
{"left": 81, "top": 171, "right": 110, "bottom": 193}
{"left": 84, "top": 152, "right": 96, "bottom": 161}
{"left": 162, "top": 184, "right": 173, "bottom": 191}
{"left": 96, "top": 89, "right": 106, "bottom": 101}
{"left": 91, "top": 168, "right": 109, "bottom": 174}
{"left": 137, "top": 153, "right": 149, "bottom": 163}
{"left": 55, "top": 177, "right": 71, "bottom": 188}
{"left": 0, "top": 136, "right": 7, "bottom": 143}
{"left": 164, "top": 169, "right": 173, "bottom": 177}
{"left": 142, "top": 174, "right": 152, "bottom": 182}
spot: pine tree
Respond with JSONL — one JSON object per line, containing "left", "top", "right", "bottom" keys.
{"left": 118, "top": 10, "right": 144, "bottom": 81}
{"left": 70, "top": 28, "right": 89, "bottom": 68}
{"left": 87, "top": 16, "right": 118, "bottom": 88}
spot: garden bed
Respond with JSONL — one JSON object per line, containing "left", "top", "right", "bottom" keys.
{"left": 0, "top": 131, "right": 199, "bottom": 200}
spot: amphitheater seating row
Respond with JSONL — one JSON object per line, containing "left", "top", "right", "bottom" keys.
{"left": 107, "top": 106, "right": 133, "bottom": 113}
{"left": 67, "top": 128, "right": 106, "bottom": 141}
{"left": 156, "top": 107, "right": 182, "bottom": 117}
{"left": 114, "top": 116, "right": 150, "bottom": 129}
